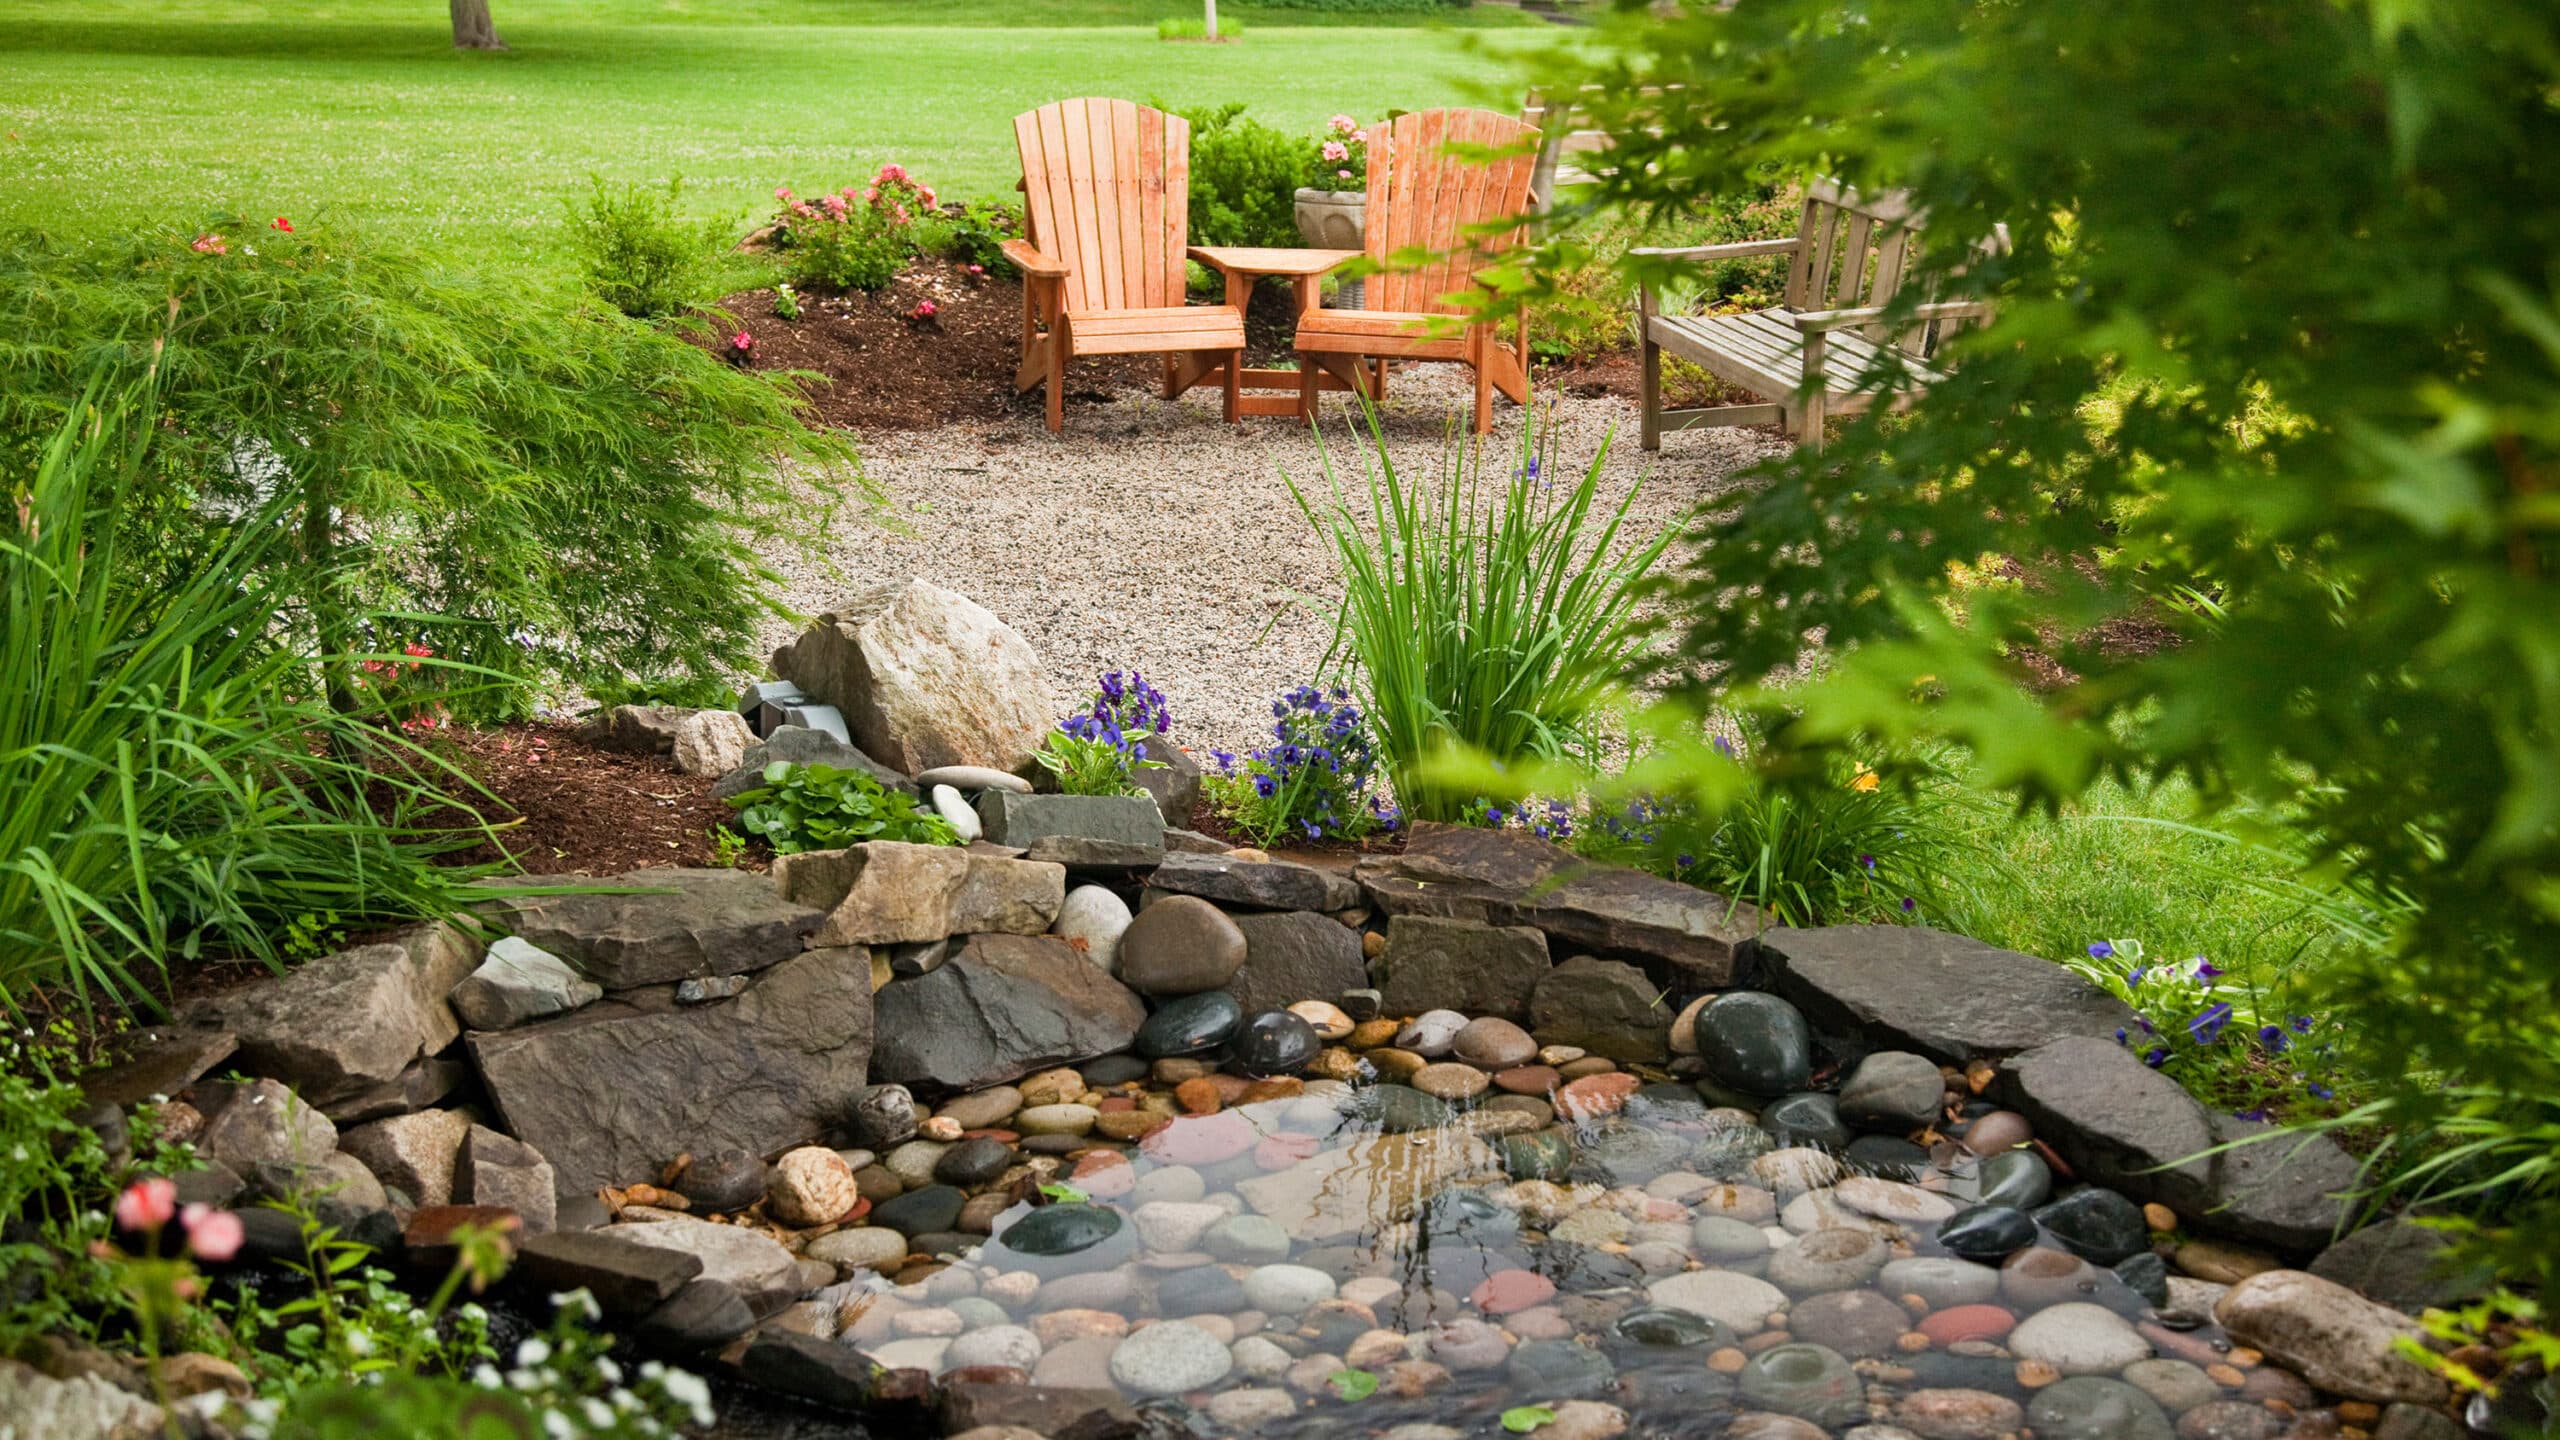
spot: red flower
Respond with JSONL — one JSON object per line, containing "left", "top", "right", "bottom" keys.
{"left": 271, "top": 216, "right": 294, "bottom": 232}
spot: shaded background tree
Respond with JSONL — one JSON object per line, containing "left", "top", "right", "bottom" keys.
{"left": 451, "top": 0, "right": 502, "bottom": 50}
{"left": 1510, "top": 0, "right": 2560, "bottom": 1288}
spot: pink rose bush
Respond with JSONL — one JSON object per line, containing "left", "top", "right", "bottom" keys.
{"left": 1311, "top": 117, "right": 1371, "bottom": 189}
{"left": 769, "top": 160, "right": 946, "bottom": 292}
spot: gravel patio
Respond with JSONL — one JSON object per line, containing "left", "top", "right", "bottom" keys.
{"left": 759, "top": 368, "right": 1785, "bottom": 761}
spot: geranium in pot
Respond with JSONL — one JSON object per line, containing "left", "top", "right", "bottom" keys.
{"left": 1295, "top": 114, "right": 1370, "bottom": 303}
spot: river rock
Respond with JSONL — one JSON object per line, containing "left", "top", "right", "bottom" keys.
{"left": 1768, "top": 1227, "right": 1889, "bottom": 1294}
{"left": 1896, "top": 1389, "right": 2028, "bottom": 1440}
{"left": 1837, "top": 1051, "right": 1946, "bottom": 1130}
{"left": 1051, "top": 886, "right": 1134, "bottom": 974}
{"left": 1115, "top": 896, "right": 1247, "bottom": 996}
{"left": 1109, "top": 1320, "right": 1232, "bottom": 1395}
{"left": 2213, "top": 1270, "right": 2448, "bottom": 1404}
{"left": 1693, "top": 992, "right": 1814, "bottom": 1096}
{"left": 1937, "top": 1204, "right": 2037, "bottom": 1262}
{"left": 1370, "top": 916, "right": 1553, "bottom": 1019}
{"left": 2026, "top": 1378, "right": 2176, "bottom": 1440}
{"left": 1647, "top": 1270, "right": 1786, "bottom": 1332}
{"left": 2009, "top": 1302, "right": 2153, "bottom": 1375}
{"left": 184, "top": 924, "right": 481, "bottom": 1114}
{"left": 473, "top": 870, "right": 821, "bottom": 990}
{"left": 1976, "top": 1149, "right": 2054, "bottom": 1209}
{"left": 1231, "top": 1010, "right": 1320, "bottom": 1076}
{"left": 1355, "top": 823, "right": 1760, "bottom": 988}
{"left": 1137, "top": 991, "right": 1244, "bottom": 1058}
{"left": 467, "top": 943, "right": 870, "bottom": 1195}
{"left": 1739, "top": 1343, "right": 1864, "bottom": 1427}
{"left": 1224, "top": 910, "right": 1367, "bottom": 1016}
{"left": 870, "top": 934, "right": 1146, "bottom": 1092}
{"left": 1453, "top": 1016, "right": 1540, "bottom": 1069}
{"left": 1761, "top": 1093, "right": 1851, "bottom": 1150}
{"left": 1529, "top": 957, "right": 1672, "bottom": 1063}
{"left": 2036, "top": 1187, "right": 2152, "bottom": 1266}
{"left": 769, "top": 580, "right": 1056, "bottom": 774}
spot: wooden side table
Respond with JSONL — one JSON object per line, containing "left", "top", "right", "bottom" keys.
{"left": 1180, "top": 245, "right": 1379, "bottom": 419}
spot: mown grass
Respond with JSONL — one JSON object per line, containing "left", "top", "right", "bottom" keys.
{"left": 0, "top": 0, "right": 1545, "bottom": 282}
{"left": 1958, "top": 774, "right": 2345, "bottom": 1006}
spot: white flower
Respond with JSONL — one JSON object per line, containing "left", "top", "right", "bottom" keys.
{"left": 542, "top": 1412, "right": 575, "bottom": 1440}
{"left": 583, "top": 1397, "right": 616, "bottom": 1430}
{"left": 596, "top": 1358, "right": 622, "bottom": 1385}
{"left": 658, "top": 1368, "right": 710, "bottom": 1411}
{"left": 460, "top": 1302, "right": 488, "bottom": 1323}
{"left": 472, "top": 1364, "right": 503, "bottom": 1389}
{"left": 638, "top": 1360, "right": 666, "bottom": 1381}
{"left": 516, "top": 1337, "right": 554, "bottom": 1368}
{"left": 344, "top": 1327, "right": 373, "bottom": 1357}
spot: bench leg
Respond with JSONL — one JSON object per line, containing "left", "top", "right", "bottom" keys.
{"left": 1640, "top": 335, "right": 1663, "bottom": 451}
{"left": 1795, "top": 332, "right": 1829, "bottom": 451}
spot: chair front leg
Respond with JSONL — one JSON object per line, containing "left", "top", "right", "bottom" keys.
{"left": 1796, "top": 329, "right": 1829, "bottom": 450}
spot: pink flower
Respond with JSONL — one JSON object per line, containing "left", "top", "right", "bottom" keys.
{"left": 115, "top": 1178, "right": 177, "bottom": 1232}
{"left": 919, "top": 186, "right": 936, "bottom": 207}
{"left": 271, "top": 217, "right": 293, "bottom": 232}
{"left": 1337, "top": 169, "right": 1353, "bottom": 180}
{"left": 1322, "top": 140, "right": 1349, "bottom": 163}
{"left": 181, "top": 1204, "right": 244, "bottom": 1262}
{"left": 878, "top": 162, "right": 907, "bottom": 182}
{"left": 190, "top": 233, "right": 227, "bottom": 255}
{"left": 863, "top": 186, "right": 880, "bottom": 203}
{"left": 913, "top": 300, "right": 937, "bottom": 318}
{"left": 822, "top": 193, "right": 848, "bottom": 218}
{"left": 966, "top": 263, "right": 984, "bottom": 276}
{"left": 774, "top": 185, "right": 794, "bottom": 202}
{"left": 790, "top": 200, "right": 815, "bottom": 218}
{"left": 1329, "top": 113, "right": 1359, "bottom": 134}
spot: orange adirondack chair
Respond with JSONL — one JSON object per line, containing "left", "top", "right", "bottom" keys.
{"left": 1005, "top": 98, "right": 1245, "bottom": 433}
{"left": 1294, "top": 108, "right": 1541, "bottom": 434}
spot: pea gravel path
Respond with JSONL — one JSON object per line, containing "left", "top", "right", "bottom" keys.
{"left": 758, "top": 368, "right": 1783, "bottom": 763}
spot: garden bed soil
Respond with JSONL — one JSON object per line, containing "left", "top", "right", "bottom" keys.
{"left": 437, "top": 723, "right": 753, "bottom": 876}
{"left": 706, "top": 264, "right": 1312, "bottom": 433}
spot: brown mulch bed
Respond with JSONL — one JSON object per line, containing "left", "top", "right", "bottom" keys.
{"left": 705, "top": 264, "right": 1313, "bottom": 433}
{"left": 1533, "top": 347, "right": 1759, "bottom": 411}
{"left": 438, "top": 723, "right": 753, "bottom": 876}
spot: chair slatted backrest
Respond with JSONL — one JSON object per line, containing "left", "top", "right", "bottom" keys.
{"left": 1363, "top": 108, "right": 1542, "bottom": 316}
{"left": 1783, "top": 180, "right": 1940, "bottom": 351}
{"left": 1014, "top": 98, "right": 1191, "bottom": 315}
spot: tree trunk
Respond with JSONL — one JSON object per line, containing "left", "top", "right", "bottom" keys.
{"left": 1204, "top": 0, "right": 1218, "bottom": 40}
{"left": 451, "top": 0, "right": 504, "bottom": 50}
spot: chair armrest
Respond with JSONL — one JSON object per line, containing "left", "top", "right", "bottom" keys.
{"left": 1628, "top": 238, "right": 1803, "bottom": 262}
{"left": 1790, "top": 300, "right": 1996, "bottom": 333}
{"left": 1000, "top": 239, "right": 1071, "bottom": 279}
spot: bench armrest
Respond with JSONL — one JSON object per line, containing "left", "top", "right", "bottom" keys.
{"left": 1790, "top": 300, "right": 1996, "bottom": 333}
{"left": 1628, "top": 238, "right": 1803, "bottom": 262}
{"left": 1000, "top": 239, "right": 1071, "bottom": 279}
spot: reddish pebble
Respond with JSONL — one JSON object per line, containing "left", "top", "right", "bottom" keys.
{"left": 1470, "top": 1268, "right": 1558, "bottom": 1316}
{"left": 1097, "top": 1096, "right": 1138, "bottom": 1113}
{"left": 960, "top": 1129, "right": 1019, "bottom": 1143}
{"left": 1141, "top": 1110, "right": 1257, "bottom": 1166}
{"left": 1070, "top": 1151, "right": 1136, "bottom": 1198}
{"left": 1207, "top": 1073, "right": 1253, "bottom": 1103}
{"left": 1174, "top": 1078, "right": 1224, "bottom": 1115}
{"left": 833, "top": 1196, "right": 872, "bottom": 1226}
{"left": 1915, "top": 1304, "right": 2017, "bottom": 1345}
{"left": 1493, "top": 1065, "right": 1561, "bottom": 1096}
{"left": 1252, "top": 1133, "right": 1323, "bottom": 1169}
{"left": 1240, "top": 1077, "right": 1305, "bottom": 1103}
{"left": 1555, "top": 1072, "right": 1639, "bottom": 1121}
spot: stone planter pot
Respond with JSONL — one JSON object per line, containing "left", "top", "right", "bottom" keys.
{"left": 1294, "top": 187, "right": 1365, "bottom": 308}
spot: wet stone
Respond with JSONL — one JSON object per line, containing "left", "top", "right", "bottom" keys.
{"left": 1498, "top": 1132, "right": 1575, "bottom": 1183}
{"left": 1135, "top": 991, "right": 1243, "bottom": 1058}
{"left": 1976, "top": 1148, "right": 2054, "bottom": 1209}
{"left": 1789, "top": 1289, "right": 1920, "bottom": 1358}
{"left": 934, "top": 1138, "right": 1016, "bottom": 1189}
{"left": 1839, "top": 1050, "right": 1949, "bottom": 1131}
{"left": 2036, "top": 1187, "right": 2153, "bottom": 1266}
{"left": 1739, "top": 1343, "right": 1865, "bottom": 1428}
{"left": 1761, "top": 1092, "right": 1853, "bottom": 1150}
{"left": 872, "top": 1184, "right": 966, "bottom": 1236}
{"left": 1938, "top": 1203, "right": 2038, "bottom": 1262}
{"left": 1845, "top": 1135, "right": 1932, "bottom": 1180}
{"left": 1506, "top": 1339, "right": 1617, "bottom": 1399}
{"left": 2026, "top": 1377, "right": 2177, "bottom": 1440}
{"left": 1610, "top": 1307, "right": 1729, "bottom": 1348}
{"left": 1230, "top": 1010, "right": 1319, "bottom": 1076}
{"left": 997, "top": 1203, "right": 1124, "bottom": 1258}
{"left": 1694, "top": 991, "right": 1815, "bottom": 1096}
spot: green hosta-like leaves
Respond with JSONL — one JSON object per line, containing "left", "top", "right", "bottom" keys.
{"left": 728, "top": 763, "right": 959, "bottom": 855}
{"left": 1502, "top": 1406, "right": 1556, "bottom": 1433}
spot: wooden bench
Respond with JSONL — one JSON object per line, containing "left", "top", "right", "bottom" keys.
{"left": 1635, "top": 180, "right": 1995, "bottom": 449}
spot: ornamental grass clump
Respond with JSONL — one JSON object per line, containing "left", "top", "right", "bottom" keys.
{"left": 1287, "top": 406, "right": 1672, "bottom": 823}
{"left": 1, "top": 377, "right": 486, "bottom": 1013}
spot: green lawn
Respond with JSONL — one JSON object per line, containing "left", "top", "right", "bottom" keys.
{"left": 0, "top": 0, "right": 1548, "bottom": 280}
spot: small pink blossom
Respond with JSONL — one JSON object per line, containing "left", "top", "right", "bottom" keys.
{"left": 116, "top": 1178, "right": 177, "bottom": 1232}
{"left": 1329, "top": 113, "right": 1359, "bottom": 134}
{"left": 822, "top": 193, "right": 848, "bottom": 218}
{"left": 863, "top": 185, "right": 880, "bottom": 203}
{"left": 1322, "top": 140, "right": 1349, "bottom": 163}
{"left": 877, "top": 162, "right": 908, "bottom": 182}
{"left": 913, "top": 300, "right": 937, "bottom": 318}
{"left": 919, "top": 186, "right": 936, "bottom": 207}
{"left": 181, "top": 1204, "right": 244, "bottom": 1262}
{"left": 774, "top": 185, "right": 794, "bottom": 202}
{"left": 190, "top": 233, "right": 227, "bottom": 255}
{"left": 1337, "top": 169, "right": 1353, "bottom": 180}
